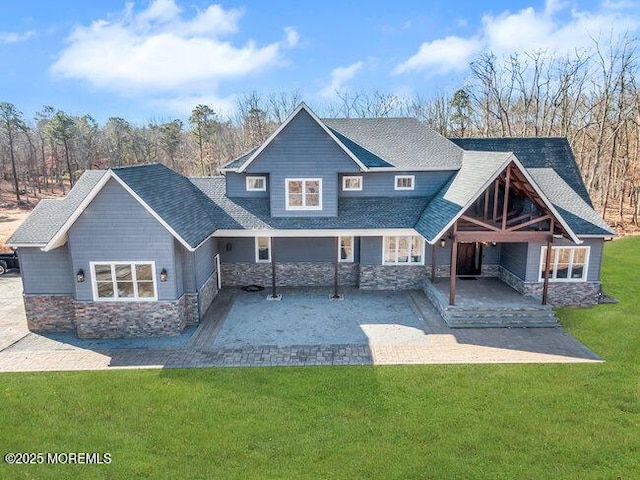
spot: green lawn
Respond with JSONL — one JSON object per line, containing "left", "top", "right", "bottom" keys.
{"left": 1, "top": 239, "right": 638, "bottom": 479}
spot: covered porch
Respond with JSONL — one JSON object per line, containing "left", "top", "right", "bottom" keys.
{"left": 423, "top": 157, "right": 581, "bottom": 316}
{"left": 424, "top": 277, "right": 557, "bottom": 328}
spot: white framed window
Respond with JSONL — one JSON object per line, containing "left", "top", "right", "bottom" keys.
{"left": 285, "top": 178, "right": 322, "bottom": 210}
{"left": 339, "top": 236, "right": 354, "bottom": 262}
{"left": 90, "top": 261, "right": 157, "bottom": 301}
{"left": 395, "top": 175, "right": 415, "bottom": 190}
{"left": 383, "top": 236, "right": 424, "bottom": 265}
{"left": 246, "top": 176, "right": 266, "bottom": 192}
{"left": 539, "top": 246, "right": 590, "bottom": 282}
{"left": 342, "top": 176, "right": 362, "bottom": 191}
{"left": 255, "top": 236, "right": 271, "bottom": 263}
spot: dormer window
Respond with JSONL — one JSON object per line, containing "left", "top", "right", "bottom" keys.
{"left": 246, "top": 176, "right": 266, "bottom": 192}
{"left": 285, "top": 178, "right": 322, "bottom": 210}
{"left": 342, "top": 176, "right": 362, "bottom": 191}
{"left": 395, "top": 175, "right": 415, "bottom": 190}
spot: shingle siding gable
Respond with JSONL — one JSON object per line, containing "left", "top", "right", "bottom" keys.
{"left": 246, "top": 109, "right": 361, "bottom": 218}
{"left": 68, "top": 178, "right": 179, "bottom": 301}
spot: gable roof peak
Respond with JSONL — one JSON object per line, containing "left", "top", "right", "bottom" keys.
{"left": 234, "top": 102, "right": 368, "bottom": 173}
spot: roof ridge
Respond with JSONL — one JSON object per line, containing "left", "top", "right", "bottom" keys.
{"left": 111, "top": 162, "right": 161, "bottom": 170}
{"left": 449, "top": 136, "right": 569, "bottom": 140}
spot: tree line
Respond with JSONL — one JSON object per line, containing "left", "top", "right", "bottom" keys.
{"left": 1, "top": 36, "right": 638, "bottom": 227}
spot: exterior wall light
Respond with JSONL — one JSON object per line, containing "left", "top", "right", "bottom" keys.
{"left": 76, "top": 269, "right": 85, "bottom": 283}
{"left": 160, "top": 269, "right": 168, "bottom": 282}
{"left": 440, "top": 238, "right": 446, "bottom": 248}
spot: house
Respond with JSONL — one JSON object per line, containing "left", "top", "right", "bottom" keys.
{"left": 7, "top": 103, "right": 615, "bottom": 338}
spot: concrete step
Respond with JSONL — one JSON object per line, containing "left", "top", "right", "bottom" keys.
{"left": 445, "top": 308, "right": 555, "bottom": 316}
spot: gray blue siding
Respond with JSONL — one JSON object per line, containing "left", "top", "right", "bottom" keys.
{"left": 19, "top": 246, "right": 74, "bottom": 294}
{"left": 194, "top": 237, "right": 218, "bottom": 288}
{"left": 68, "top": 178, "right": 178, "bottom": 301}
{"left": 360, "top": 237, "right": 382, "bottom": 265}
{"left": 525, "top": 238, "right": 603, "bottom": 282}
{"left": 219, "top": 236, "right": 350, "bottom": 263}
{"left": 219, "top": 237, "right": 255, "bottom": 263}
{"left": 339, "top": 171, "right": 455, "bottom": 198}
{"left": 225, "top": 173, "right": 269, "bottom": 198}
{"left": 247, "top": 109, "right": 361, "bottom": 217}
{"left": 500, "top": 243, "right": 527, "bottom": 280}
{"left": 276, "top": 237, "right": 334, "bottom": 262}
{"left": 174, "top": 239, "right": 186, "bottom": 296}
{"left": 179, "top": 245, "right": 196, "bottom": 293}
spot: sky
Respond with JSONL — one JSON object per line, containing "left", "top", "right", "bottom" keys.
{"left": 1, "top": 0, "right": 638, "bottom": 124}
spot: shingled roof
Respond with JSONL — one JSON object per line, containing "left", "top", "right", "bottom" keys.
{"left": 112, "top": 164, "right": 219, "bottom": 249}
{"left": 222, "top": 103, "right": 464, "bottom": 172}
{"left": 190, "top": 177, "right": 430, "bottom": 230}
{"left": 450, "top": 137, "right": 591, "bottom": 205}
{"left": 528, "top": 168, "right": 614, "bottom": 236}
{"left": 10, "top": 111, "right": 613, "bottom": 251}
{"left": 323, "top": 117, "right": 463, "bottom": 170}
{"left": 415, "top": 151, "right": 513, "bottom": 242}
{"left": 7, "top": 170, "right": 106, "bottom": 246}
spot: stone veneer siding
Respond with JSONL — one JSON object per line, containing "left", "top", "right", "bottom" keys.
{"left": 499, "top": 267, "right": 600, "bottom": 306}
{"left": 184, "top": 294, "right": 199, "bottom": 327}
{"left": 221, "top": 262, "right": 359, "bottom": 287}
{"left": 75, "top": 296, "right": 188, "bottom": 338}
{"left": 23, "top": 294, "right": 76, "bottom": 333}
{"left": 198, "top": 272, "right": 219, "bottom": 317}
{"left": 24, "top": 278, "right": 217, "bottom": 338}
{"left": 523, "top": 281, "right": 601, "bottom": 306}
{"left": 359, "top": 265, "right": 428, "bottom": 290}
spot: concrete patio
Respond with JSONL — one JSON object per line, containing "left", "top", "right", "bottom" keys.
{"left": 0, "top": 276, "right": 603, "bottom": 373}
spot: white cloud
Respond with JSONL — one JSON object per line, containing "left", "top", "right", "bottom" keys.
{"left": 603, "top": 0, "right": 638, "bottom": 9}
{"left": 393, "top": 36, "right": 482, "bottom": 75}
{"left": 320, "top": 61, "right": 364, "bottom": 99}
{"left": 51, "top": 0, "right": 296, "bottom": 94}
{"left": 393, "top": 2, "right": 639, "bottom": 75}
{"left": 284, "top": 26, "right": 299, "bottom": 47}
{"left": 0, "top": 30, "right": 35, "bottom": 44}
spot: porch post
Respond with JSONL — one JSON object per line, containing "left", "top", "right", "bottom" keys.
{"left": 449, "top": 237, "right": 458, "bottom": 306}
{"left": 431, "top": 242, "right": 437, "bottom": 282}
{"left": 542, "top": 236, "right": 553, "bottom": 305}
{"left": 270, "top": 237, "right": 277, "bottom": 298}
{"left": 332, "top": 236, "right": 340, "bottom": 298}
{"left": 501, "top": 164, "right": 511, "bottom": 230}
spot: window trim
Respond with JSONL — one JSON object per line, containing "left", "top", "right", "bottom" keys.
{"left": 255, "top": 236, "right": 272, "bottom": 263}
{"left": 382, "top": 235, "right": 425, "bottom": 265}
{"left": 338, "top": 236, "right": 355, "bottom": 263}
{"left": 394, "top": 175, "right": 415, "bottom": 191}
{"left": 538, "top": 246, "right": 590, "bottom": 282}
{"left": 285, "top": 178, "right": 323, "bottom": 211}
{"left": 342, "top": 175, "right": 363, "bottom": 191}
{"left": 246, "top": 175, "right": 266, "bottom": 192}
{"left": 90, "top": 261, "right": 158, "bottom": 302}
